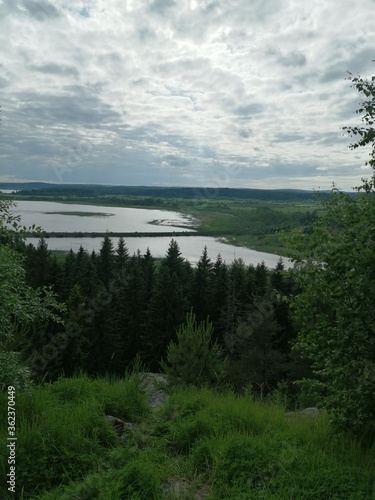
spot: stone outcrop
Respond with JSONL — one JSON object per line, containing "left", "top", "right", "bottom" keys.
{"left": 104, "top": 415, "right": 133, "bottom": 436}
{"left": 140, "top": 372, "right": 169, "bottom": 409}
{"left": 104, "top": 373, "right": 169, "bottom": 440}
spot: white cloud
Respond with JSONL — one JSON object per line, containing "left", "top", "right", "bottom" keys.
{"left": 0, "top": 0, "right": 374, "bottom": 189}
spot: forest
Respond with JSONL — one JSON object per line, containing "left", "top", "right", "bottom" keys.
{"left": 1, "top": 71, "right": 375, "bottom": 499}
{"left": 5, "top": 233, "right": 302, "bottom": 390}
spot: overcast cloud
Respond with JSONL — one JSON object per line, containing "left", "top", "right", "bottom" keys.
{"left": 0, "top": 0, "right": 374, "bottom": 190}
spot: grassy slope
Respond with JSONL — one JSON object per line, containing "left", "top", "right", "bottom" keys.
{"left": 1, "top": 375, "right": 374, "bottom": 499}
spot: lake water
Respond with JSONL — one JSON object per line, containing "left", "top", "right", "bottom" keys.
{"left": 13, "top": 200, "right": 292, "bottom": 268}
{"left": 13, "top": 201, "right": 196, "bottom": 233}
{"left": 27, "top": 235, "right": 291, "bottom": 268}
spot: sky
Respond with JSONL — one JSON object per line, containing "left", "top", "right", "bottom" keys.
{"left": 0, "top": 0, "right": 374, "bottom": 190}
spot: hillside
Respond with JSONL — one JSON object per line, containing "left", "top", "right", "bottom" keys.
{"left": 1, "top": 374, "right": 374, "bottom": 499}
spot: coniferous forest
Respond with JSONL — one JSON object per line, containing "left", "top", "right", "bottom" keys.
{"left": 15, "top": 234, "right": 302, "bottom": 391}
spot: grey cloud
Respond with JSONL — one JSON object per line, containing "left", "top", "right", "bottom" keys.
{"left": 274, "top": 133, "right": 304, "bottom": 143}
{"left": 12, "top": 90, "right": 119, "bottom": 128}
{"left": 204, "top": 1, "right": 221, "bottom": 14}
{"left": 235, "top": 103, "right": 263, "bottom": 116}
{"left": 321, "top": 48, "right": 375, "bottom": 84}
{"left": 238, "top": 128, "right": 251, "bottom": 138}
{"left": 137, "top": 28, "right": 157, "bottom": 42}
{"left": 267, "top": 48, "right": 307, "bottom": 68}
{"left": 346, "top": 47, "right": 375, "bottom": 74}
{"left": 155, "top": 56, "right": 211, "bottom": 76}
{"left": 149, "top": 0, "right": 176, "bottom": 15}
{"left": 321, "top": 67, "right": 347, "bottom": 83}
{"left": 162, "top": 154, "right": 191, "bottom": 167}
{"left": 30, "top": 64, "right": 79, "bottom": 78}
{"left": 279, "top": 52, "right": 307, "bottom": 67}
{"left": 22, "top": 0, "right": 60, "bottom": 19}
{"left": 0, "top": 76, "right": 10, "bottom": 88}
{"left": 2, "top": 0, "right": 61, "bottom": 19}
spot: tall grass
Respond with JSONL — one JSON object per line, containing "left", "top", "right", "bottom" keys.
{"left": 0, "top": 374, "right": 150, "bottom": 499}
{"left": 1, "top": 378, "right": 374, "bottom": 499}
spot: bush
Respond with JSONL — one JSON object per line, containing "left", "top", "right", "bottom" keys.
{"left": 161, "top": 310, "right": 228, "bottom": 387}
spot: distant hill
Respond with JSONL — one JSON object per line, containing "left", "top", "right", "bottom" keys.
{"left": 0, "top": 182, "right": 324, "bottom": 201}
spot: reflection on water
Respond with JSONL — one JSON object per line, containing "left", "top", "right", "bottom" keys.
{"left": 26, "top": 235, "right": 292, "bottom": 269}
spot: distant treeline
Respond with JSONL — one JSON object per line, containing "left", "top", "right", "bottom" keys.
{"left": 1, "top": 182, "right": 324, "bottom": 201}
{"left": 29, "top": 231, "right": 198, "bottom": 238}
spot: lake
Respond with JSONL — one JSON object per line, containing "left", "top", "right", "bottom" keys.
{"left": 13, "top": 201, "right": 292, "bottom": 268}
{"left": 13, "top": 201, "right": 196, "bottom": 233}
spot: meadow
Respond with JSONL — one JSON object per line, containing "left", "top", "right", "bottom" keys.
{"left": 1, "top": 373, "right": 374, "bottom": 499}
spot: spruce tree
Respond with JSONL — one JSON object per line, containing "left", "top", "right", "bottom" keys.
{"left": 114, "top": 236, "right": 129, "bottom": 274}
{"left": 191, "top": 246, "right": 213, "bottom": 323}
{"left": 142, "top": 264, "right": 188, "bottom": 370}
{"left": 97, "top": 234, "right": 115, "bottom": 287}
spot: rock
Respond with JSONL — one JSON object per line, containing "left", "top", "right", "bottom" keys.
{"left": 149, "top": 389, "right": 168, "bottom": 409}
{"left": 299, "top": 407, "right": 321, "bottom": 416}
{"left": 140, "top": 372, "right": 169, "bottom": 409}
{"left": 286, "top": 407, "right": 321, "bottom": 418}
{"left": 105, "top": 415, "right": 133, "bottom": 436}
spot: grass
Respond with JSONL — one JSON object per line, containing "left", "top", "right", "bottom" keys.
{"left": 1, "top": 376, "right": 374, "bottom": 499}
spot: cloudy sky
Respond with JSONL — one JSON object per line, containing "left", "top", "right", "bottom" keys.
{"left": 0, "top": 0, "right": 374, "bottom": 190}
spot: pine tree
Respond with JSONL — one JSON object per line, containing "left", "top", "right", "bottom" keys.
{"left": 161, "top": 310, "right": 228, "bottom": 386}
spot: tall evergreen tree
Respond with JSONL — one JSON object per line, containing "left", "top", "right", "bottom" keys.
{"left": 62, "top": 250, "right": 77, "bottom": 300}
{"left": 227, "top": 300, "right": 285, "bottom": 394}
{"left": 255, "top": 261, "right": 268, "bottom": 296}
{"left": 191, "top": 246, "right": 213, "bottom": 323}
{"left": 142, "top": 263, "right": 188, "bottom": 370}
{"left": 114, "top": 236, "right": 129, "bottom": 274}
{"left": 49, "top": 256, "right": 64, "bottom": 296}
{"left": 209, "top": 254, "right": 228, "bottom": 343}
{"left": 97, "top": 235, "right": 115, "bottom": 287}
{"left": 75, "top": 245, "right": 97, "bottom": 297}
{"left": 27, "top": 237, "right": 52, "bottom": 288}
{"left": 220, "top": 258, "right": 248, "bottom": 354}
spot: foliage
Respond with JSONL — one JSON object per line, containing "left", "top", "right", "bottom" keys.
{"left": 287, "top": 69, "right": 375, "bottom": 432}
{"left": 161, "top": 310, "right": 228, "bottom": 387}
{"left": 343, "top": 71, "right": 375, "bottom": 169}
{"left": 0, "top": 203, "right": 65, "bottom": 389}
{"left": 0, "top": 198, "right": 39, "bottom": 245}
